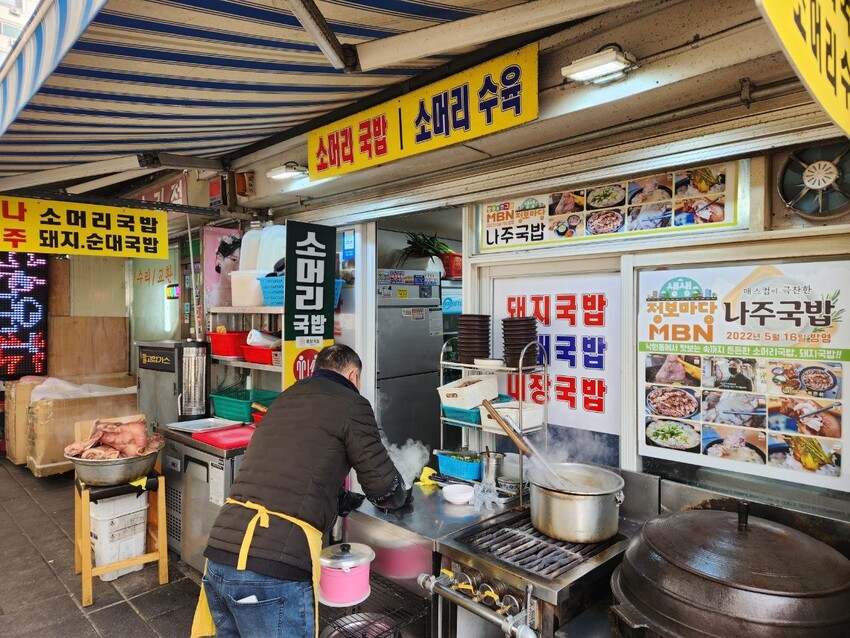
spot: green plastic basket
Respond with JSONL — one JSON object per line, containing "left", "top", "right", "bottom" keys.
{"left": 211, "top": 389, "right": 280, "bottom": 421}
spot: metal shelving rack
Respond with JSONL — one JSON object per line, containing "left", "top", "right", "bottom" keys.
{"left": 438, "top": 337, "right": 549, "bottom": 509}
{"left": 208, "top": 306, "right": 284, "bottom": 386}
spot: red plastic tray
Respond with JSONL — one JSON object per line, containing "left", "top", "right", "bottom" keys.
{"left": 192, "top": 425, "right": 255, "bottom": 450}
{"left": 241, "top": 345, "right": 278, "bottom": 365}
{"left": 208, "top": 332, "right": 249, "bottom": 357}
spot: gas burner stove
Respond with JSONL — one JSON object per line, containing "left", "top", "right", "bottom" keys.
{"left": 437, "top": 509, "right": 641, "bottom": 607}
{"left": 459, "top": 514, "right": 623, "bottom": 582}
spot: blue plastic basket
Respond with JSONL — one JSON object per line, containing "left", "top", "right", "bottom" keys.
{"left": 441, "top": 404, "right": 482, "bottom": 425}
{"left": 436, "top": 453, "right": 482, "bottom": 481}
{"left": 258, "top": 276, "right": 285, "bottom": 306}
{"left": 257, "top": 277, "right": 345, "bottom": 309}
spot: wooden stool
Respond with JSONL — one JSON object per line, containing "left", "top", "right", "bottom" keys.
{"left": 73, "top": 474, "right": 169, "bottom": 606}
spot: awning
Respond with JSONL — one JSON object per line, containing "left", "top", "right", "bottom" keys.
{"left": 0, "top": 0, "right": 517, "bottom": 178}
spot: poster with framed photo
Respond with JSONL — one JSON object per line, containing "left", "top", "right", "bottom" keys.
{"left": 638, "top": 260, "right": 849, "bottom": 492}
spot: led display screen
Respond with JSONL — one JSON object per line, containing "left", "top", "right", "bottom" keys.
{"left": 0, "top": 252, "right": 48, "bottom": 380}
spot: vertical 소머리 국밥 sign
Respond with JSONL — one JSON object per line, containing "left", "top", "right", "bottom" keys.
{"left": 283, "top": 221, "right": 336, "bottom": 388}
{"left": 0, "top": 196, "right": 168, "bottom": 259}
{"left": 638, "top": 260, "right": 850, "bottom": 492}
{"left": 308, "top": 43, "right": 538, "bottom": 179}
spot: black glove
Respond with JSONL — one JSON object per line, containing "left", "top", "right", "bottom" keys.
{"left": 377, "top": 487, "right": 414, "bottom": 515}
{"left": 337, "top": 488, "right": 366, "bottom": 518}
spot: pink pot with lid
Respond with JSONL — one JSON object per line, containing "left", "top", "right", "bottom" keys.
{"left": 318, "top": 543, "right": 375, "bottom": 607}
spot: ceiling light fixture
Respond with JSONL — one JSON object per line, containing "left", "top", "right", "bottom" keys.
{"left": 561, "top": 46, "right": 636, "bottom": 84}
{"left": 266, "top": 161, "right": 308, "bottom": 180}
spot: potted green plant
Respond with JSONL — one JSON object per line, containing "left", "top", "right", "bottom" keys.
{"left": 396, "top": 232, "right": 455, "bottom": 272}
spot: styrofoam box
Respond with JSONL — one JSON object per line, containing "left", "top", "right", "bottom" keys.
{"left": 90, "top": 493, "right": 148, "bottom": 582}
{"left": 229, "top": 270, "right": 266, "bottom": 307}
{"left": 479, "top": 401, "right": 544, "bottom": 435}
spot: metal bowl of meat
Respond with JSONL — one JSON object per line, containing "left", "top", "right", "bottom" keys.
{"left": 64, "top": 450, "right": 160, "bottom": 486}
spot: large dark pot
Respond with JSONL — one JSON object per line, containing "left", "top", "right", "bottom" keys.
{"left": 611, "top": 504, "right": 850, "bottom": 637}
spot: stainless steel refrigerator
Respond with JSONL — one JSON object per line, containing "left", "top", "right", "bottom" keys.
{"left": 375, "top": 270, "right": 459, "bottom": 454}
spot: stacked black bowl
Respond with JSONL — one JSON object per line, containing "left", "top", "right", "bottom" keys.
{"left": 457, "top": 314, "right": 491, "bottom": 364}
{"left": 502, "top": 317, "right": 539, "bottom": 368}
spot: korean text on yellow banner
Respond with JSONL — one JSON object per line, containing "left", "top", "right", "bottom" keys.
{"left": 757, "top": 0, "right": 850, "bottom": 137}
{"left": 0, "top": 196, "right": 169, "bottom": 259}
{"left": 308, "top": 43, "right": 538, "bottom": 179}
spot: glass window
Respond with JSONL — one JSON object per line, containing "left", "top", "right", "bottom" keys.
{"left": 2, "top": 23, "right": 22, "bottom": 38}
{"left": 0, "top": 1, "right": 24, "bottom": 10}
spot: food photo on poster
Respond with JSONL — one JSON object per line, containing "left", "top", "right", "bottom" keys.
{"left": 638, "top": 260, "right": 848, "bottom": 492}
{"left": 493, "top": 273, "right": 621, "bottom": 465}
{"left": 480, "top": 162, "right": 738, "bottom": 252}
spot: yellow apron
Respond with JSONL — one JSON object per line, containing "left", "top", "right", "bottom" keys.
{"left": 191, "top": 497, "right": 323, "bottom": 638}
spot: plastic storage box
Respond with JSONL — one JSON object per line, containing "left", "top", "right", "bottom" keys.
{"left": 208, "top": 331, "right": 249, "bottom": 357}
{"left": 437, "top": 375, "right": 499, "bottom": 410}
{"left": 211, "top": 388, "right": 280, "bottom": 421}
{"left": 440, "top": 404, "right": 482, "bottom": 425}
{"left": 89, "top": 493, "right": 149, "bottom": 582}
{"left": 258, "top": 276, "right": 285, "bottom": 306}
{"left": 241, "top": 345, "right": 279, "bottom": 365}
{"left": 436, "top": 452, "right": 482, "bottom": 481}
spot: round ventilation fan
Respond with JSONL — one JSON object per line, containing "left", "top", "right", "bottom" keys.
{"left": 777, "top": 142, "right": 850, "bottom": 221}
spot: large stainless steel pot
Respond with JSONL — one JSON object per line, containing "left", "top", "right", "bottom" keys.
{"left": 528, "top": 462, "right": 624, "bottom": 543}
{"left": 611, "top": 504, "right": 850, "bottom": 637}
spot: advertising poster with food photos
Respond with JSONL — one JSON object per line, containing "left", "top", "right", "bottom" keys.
{"left": 479, "top": 162, "right": 738, "bottom": 252}
{"left": 638, "top": 261, "right": 849, "bottom": 492}
{"left": 493, "top": 273, "right": 621, "bottom": 436}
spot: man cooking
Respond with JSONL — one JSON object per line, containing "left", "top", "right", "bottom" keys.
{"left": 192, "top": 344, "right": 411, "bottom": 638}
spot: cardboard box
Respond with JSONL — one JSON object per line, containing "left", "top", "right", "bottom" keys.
{"left": 27, "top": 391, "right": 139, "bottom": 477}
{"left": 5, "top": 374, "right": 135, "bottom": 466}
{"left": 5, "top": 379, "right": 43, "bottom": 465}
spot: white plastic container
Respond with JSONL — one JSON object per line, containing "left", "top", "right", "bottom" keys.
{"left": 255, "top": 224, "right": 287, "bottom": 274}
{"left": 229, "top": 270, "right": 266, "bottom": 307}
{"left": 239, "top": 221, "right": 264, "bottom": 271}
{"left": 89, "top": 493, "right": 148, "bottom": 582}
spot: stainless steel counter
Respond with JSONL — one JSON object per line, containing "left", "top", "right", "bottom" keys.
{"left": 349, "top": 484, "right": 510, "bottom": 548}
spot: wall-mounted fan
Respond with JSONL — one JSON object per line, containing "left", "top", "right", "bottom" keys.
{"left": 777, "top": 141, "right": 850, "bottom": 221}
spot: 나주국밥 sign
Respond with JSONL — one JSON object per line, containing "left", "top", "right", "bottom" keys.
{"left": 0, "top": 196, "right": 168, "bottom": 259}
{"left": 308, "top": 43, "right": 538, "bottom": 179}
{"left": 756, "top": 0, "right": 850, "bottom": 138}
{"left": 638, "top": 261, "right": 850, "bottom": 493}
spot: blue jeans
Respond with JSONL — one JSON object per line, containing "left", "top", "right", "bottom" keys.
{"left": 203, "top": 560, "right": 315, "bottom": 638}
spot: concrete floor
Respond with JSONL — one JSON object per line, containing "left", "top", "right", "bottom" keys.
{"left": 0, "top": 457, "right": 199, "bottom": 638}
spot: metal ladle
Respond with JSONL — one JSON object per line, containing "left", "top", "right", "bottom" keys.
{"left": 481, "top": 400, "right": 579, "bottom": 492}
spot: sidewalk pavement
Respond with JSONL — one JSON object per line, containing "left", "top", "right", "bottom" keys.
{"left": 0, "top": 457, "right": 199, "bottom": 637}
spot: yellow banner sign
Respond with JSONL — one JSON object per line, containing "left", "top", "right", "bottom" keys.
{"left": 757, "top": 0, "right": 850, "bottom": 137}
{"left": 0, "top": 196, "right": 168, "bottom": 259}
{"left": 308, "top": 43, "right": 538, "bottom": 179}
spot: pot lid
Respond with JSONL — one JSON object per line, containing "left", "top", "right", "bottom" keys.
{"left": 642, "top": 508, "right": 850, "bottom": 594}
{"left": 319, "top": 543, "right": 375, "bottom": 569}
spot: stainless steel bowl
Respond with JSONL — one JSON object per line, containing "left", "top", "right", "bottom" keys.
{"left": 64, "top": 450, "right": 159, "bottom": 486}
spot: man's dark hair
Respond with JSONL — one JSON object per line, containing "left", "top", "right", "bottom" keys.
{"left": 315, "top": 344, "right": 362, "bottom": 373}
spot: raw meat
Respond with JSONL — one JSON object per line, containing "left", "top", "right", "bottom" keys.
{"left": 64, "top": 418, "right": 165, "bottom": 459}
{"left": 81, "top": 446, "right": 120, "bottom": 460}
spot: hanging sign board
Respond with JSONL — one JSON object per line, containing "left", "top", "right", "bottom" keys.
{"left": 308, "top": 43, "right": 538, "bottom": 179}
{"left": 493, "top": 273, "right": 622, "bottom": 436}
{"left": 0, "top": 252, "right": 48, "bottom": 381}
{"left": 0, "top": 196, "right": 168, "bottom": 259}
{"left": 480, "top": 162, "right": 738, "bottom": 252}
{"left": 283, "top": 220, "right": 336, "bottom": 388}
{"left": 756, "top": 0, "right": 850, "bottom": 138}
{"left": 638, "top": 260, "right": 850, "bottom": 492}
